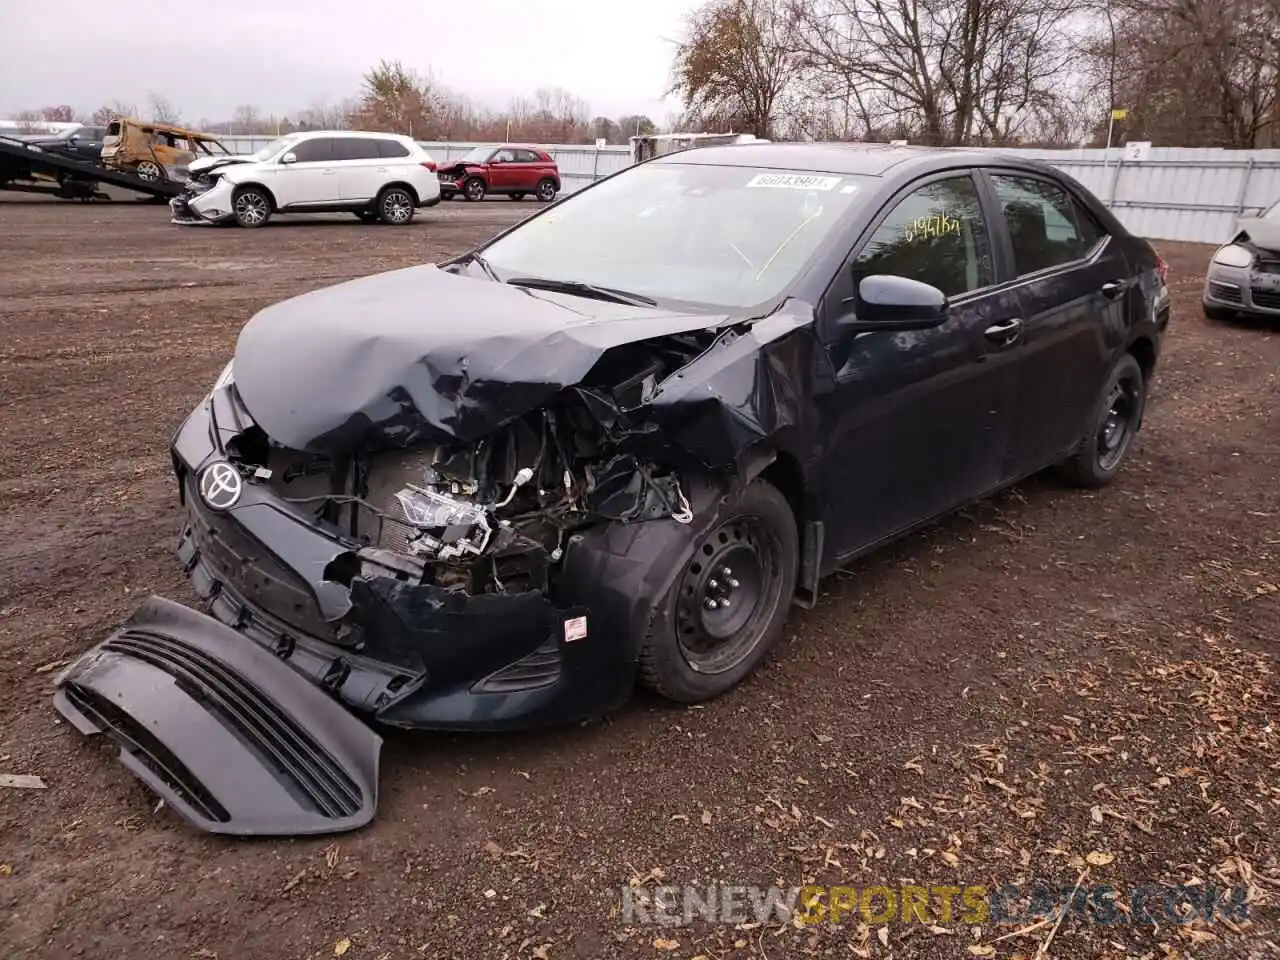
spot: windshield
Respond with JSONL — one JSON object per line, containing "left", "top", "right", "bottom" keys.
{"left": 479, "top": 162, "right": 871, "bottom": 310}
{"left": 252, "top": 135, "right": 300, "bottom": 161}
{"left": 197, "top": 138, "right": 231, "bottom": 155}
{"left": 459, "top": 146, "right": 494, "bottom": 164}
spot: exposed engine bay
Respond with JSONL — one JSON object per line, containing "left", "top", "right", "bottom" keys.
{"left": 227, "top": 330, "right": 715, "bottom": 602}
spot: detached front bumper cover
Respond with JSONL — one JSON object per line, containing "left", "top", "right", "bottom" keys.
{"left": 53, "top": 595, "right": 382, "bottom": 837}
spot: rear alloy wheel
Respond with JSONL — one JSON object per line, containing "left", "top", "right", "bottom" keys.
{"left": 464, "top": 176, "right": 486, "bottom": 202}
{"left": 639, "top": 480, "right": 798, "bottom": 703}
{"left": 232, "top": 186, "right": 272, "bottom": 228}
{"left": 377, "top": 186, "right": 415, "bottom": 225}
{"left": 1059, "top": 352, "right": 1145, "bottom": 487}
{"left": 536, "top": 178, "right": 558, "bottom": 202}
{"left": 135, "top": 160, "right": 163, "bottom": 182}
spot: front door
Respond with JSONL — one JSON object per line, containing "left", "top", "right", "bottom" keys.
{"left": 272, "top": 137, "right": 339, "bottom": 207}
{"left": 818, "top": 171, "right": 1024, "bottom": 559}
{"left": 511, "top": 148, "right": 544, "bottom": 192}
{"left": 487, "top": 148, "right": 518, "bottom": 191}
{"left": 980, "top": 171, "right": 1124, "bottom": 479}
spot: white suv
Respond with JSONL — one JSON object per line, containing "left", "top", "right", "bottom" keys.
{"left": 170, "top": 130, "right": 442, "bottom": 228}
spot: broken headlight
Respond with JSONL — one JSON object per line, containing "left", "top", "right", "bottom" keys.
{"left": 393, "top": 485, "right": 495, "bottom": 561}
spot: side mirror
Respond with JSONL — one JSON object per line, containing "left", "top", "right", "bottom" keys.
{"left": 839, "top": 274, "right": 950, "bottom": 333}
{"left": 280, "top": 152, "right": 297, "bottom": 164}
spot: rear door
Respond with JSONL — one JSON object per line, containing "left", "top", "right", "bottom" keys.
{"left": 978, "top": 170, "right": 1124, "bottom": 479}
{"left": 512, "top": 148, "right": 544, "bottom": 191}
{"left": 334, "top": 137, "right": 386, "bottom": 201}
{"left": 817, "top": 171, "right": 1024, "bottom": 558}
{"left": 275, "top": 136, "right": 339, "bottom": 206}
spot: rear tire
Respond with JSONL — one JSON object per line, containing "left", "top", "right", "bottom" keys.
{"left": 638, "top": 480, "right": 798, "bottom": 703}
{"left": 135, "top": 159, "right": 164, "bottom": 182}
{"left": 232, "top": 186, "right": 272, "bottom": 228}
{"left": 1058, "top": 352, "right": 1145, "bottom": 487}
{"left": 536, "top": 178, "right": 558, "bottom": 202}
{"left": 377, "top": 186, "right": 415, "bottom": 225}
{"left": 464, "top": 176, "right": 486, "bottom": 202}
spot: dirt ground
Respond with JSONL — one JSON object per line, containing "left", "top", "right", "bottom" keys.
{"left": 0, "top": 195, "right": 1277, "bottom": 960}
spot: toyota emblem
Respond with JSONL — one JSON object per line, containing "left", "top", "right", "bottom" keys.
{"left": 198, "top": 462, "right": 243, "bottom": 510}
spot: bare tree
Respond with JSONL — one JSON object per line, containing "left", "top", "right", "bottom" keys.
{"left": 671, "top": 0, "right": 807, "bottom": 137}
{"left": 91, "top": 100, "right": 138, "bottom": 125}
{"left": 791, "top": 0, "right": 1078, "bottom": 145}
{"left": 148, "top": 93, "right": 183, "bottom": 125}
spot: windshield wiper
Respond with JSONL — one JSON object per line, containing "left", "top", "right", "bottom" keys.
{"left": 465, "top": 251, "right": 500, "bottom": 282}
{"left": 506, "top": 276, "right": 657, "bottom": 307}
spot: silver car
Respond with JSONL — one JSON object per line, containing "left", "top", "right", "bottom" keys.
{"left": 1203, "top": 199, "right": 1280, "bottom": 320}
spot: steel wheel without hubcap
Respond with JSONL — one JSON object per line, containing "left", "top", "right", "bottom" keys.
{"left": 675, "top": 518, "right": 786, "bottom": 676}
{"left": 379, "top": 188, "right": 414, "bottom": 224}
{"left": 234, "top": 189, "right": 270, "bottom": 227}
{"left": 1097, "top": 376, "right": 1139, "bottom": 473}
{"left": 135, "top": 160, "right": 162, "bottom": 182}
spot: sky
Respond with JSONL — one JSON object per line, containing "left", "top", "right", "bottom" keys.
{"left": 0, "top": 0, "right": 698, "bottom": 123}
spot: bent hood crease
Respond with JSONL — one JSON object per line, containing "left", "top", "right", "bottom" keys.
{"left": 231, "top": 264, "right": 732, "bottom": 453}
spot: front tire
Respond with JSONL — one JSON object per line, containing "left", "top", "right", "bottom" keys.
{"left": 377, "top": 186, "right": 415, "bottom": 225}
{"left": 1059, "top": 352, "right": 1146, "bottom": 487}
{"left": 232, "top": 186, "right": 272, "bottom": 228}
{"left": 638, "top": 480, "right": 798, "bottom": 703}
{"left": 464, "top": 176, "right": 486, "bottom": 202}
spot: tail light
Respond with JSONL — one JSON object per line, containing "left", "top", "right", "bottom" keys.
{"left": 1155, "top": 253, "right": 1168, "bottom": 285}
{"left": 422, "top": 161, "right": 437, "bottom": 172}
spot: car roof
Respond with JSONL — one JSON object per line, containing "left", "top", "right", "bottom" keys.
{"left": 298, "top": 130, "right": 414, "bottom": 141}
{"left": 652, "top": 142, "right": 1050, "bottom": 178}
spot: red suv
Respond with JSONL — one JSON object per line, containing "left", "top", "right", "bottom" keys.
{"left": 437, "top": 144, "right": 561, "bottom": 202}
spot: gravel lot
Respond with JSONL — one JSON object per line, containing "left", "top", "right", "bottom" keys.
{"left": 0, "top": 196, "right": 1276, "bottom": 960}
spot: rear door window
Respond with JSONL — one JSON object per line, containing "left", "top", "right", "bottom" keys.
{"left": 988, "top": 174, "right": 1098, "bottom": 276}
{"left": 333, "top": 138, "right": 382, "bottom": 161}
{"left": 515, "top": 149, "right": 541, "bottom": 163}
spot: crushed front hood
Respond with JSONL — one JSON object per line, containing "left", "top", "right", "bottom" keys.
{"left": 231, "top": 264, "right": 733, "bottom": 452}
{"left": 188, "top": 154, "right": 254, "bottom": 175}
{"left": 1234, "top": 217, "right": 1280, "bottom": 252}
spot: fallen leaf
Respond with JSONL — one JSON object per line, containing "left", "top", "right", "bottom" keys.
{"left": 483, "top": 840, "right": 504, "bottom": 857}
{"left": 1086, "top": 851, "right": 1115, "bottom": 866}
{"left": 701, "top": 810, "right": 713, "bottom": 825}
{"left": 528, "top": 903, "right": 547, "bottom": 918}
{"left": 532, "top": 945, "right": 552, "bottom": 960}
{"left": 877, "top": 926, "right": 889, "bottom": 947}
{"left": 334, "top": 938, "right": 351, "bottom": 956}
{"left": 967, "top": 947, "right": 995, "bottom": 957}
{"left": 653, "top": 938, "right": 680, "bottom": 950}
{"left": 324, "top": 844, "right": 340, "bottom": 868}
{"left": 940, "top": 850, "right": 960, "bottom": 867}
{"left": 281, "top": 869, "right": 306, "bottom": 892}
{"left": 1090, "top": 805, "right": 1104, "bottom": 824}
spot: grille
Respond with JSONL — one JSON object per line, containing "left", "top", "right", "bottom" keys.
{"left": 103, "top": 629, "right": 363, "bottom": 818}
{"left": 1251, "top": 288, "right": 1280, "bottom": 310}
{"left": 59, "top": 681, "right": 231, "bottom": 824}
{"left": 1208, "top": 281, "right": 1242, "bottom": 303}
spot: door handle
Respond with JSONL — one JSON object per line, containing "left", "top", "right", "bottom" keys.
{"left": 1101, "top": 280, "right": 1128, "bottom": 300}
{"left": 321, "top": 169, "right": 337, "bottom": 175}
{"left": 984, "top": 317, "right": 1023, "bottom": 346}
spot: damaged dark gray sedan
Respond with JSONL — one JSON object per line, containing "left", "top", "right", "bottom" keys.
{"left": 54, "top": 143, "right": 1171, "bottom": 836}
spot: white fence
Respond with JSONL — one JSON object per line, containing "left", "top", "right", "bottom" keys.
{"left": 215, "top": 134, "right": 1276, "bottom": 245}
